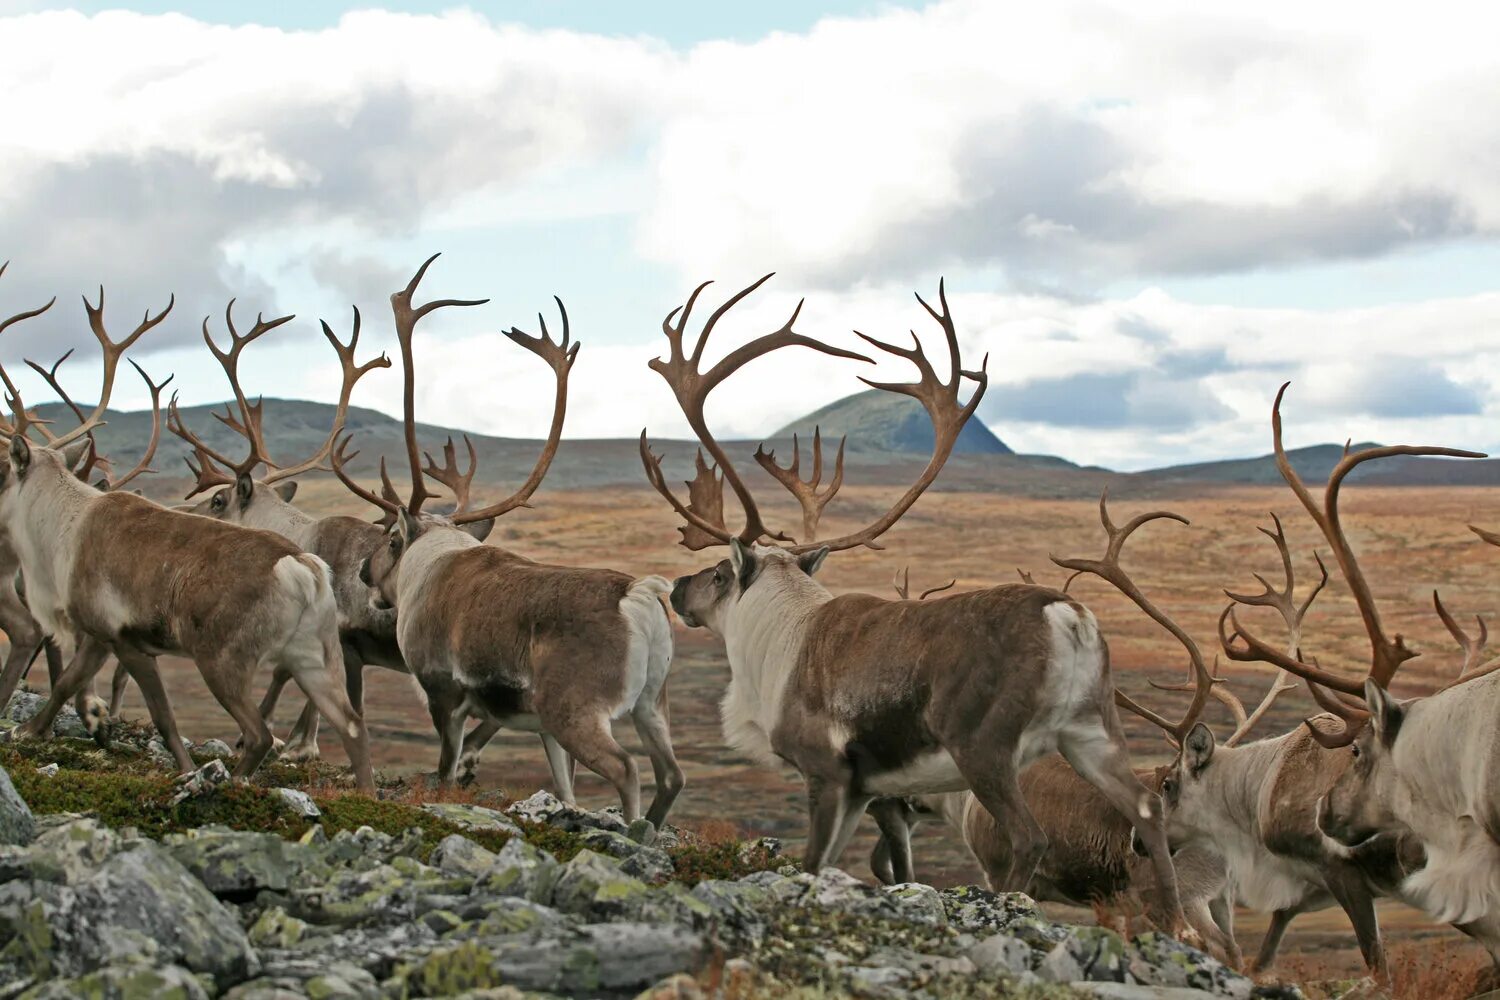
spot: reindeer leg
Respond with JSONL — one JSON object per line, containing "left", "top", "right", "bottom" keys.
{"left": 539, "top": 732, "right": 574, "bottom": 801}
{"left": 108, "top": 659, "right": 129, "bottom": 718}
{"left": 459, "top": 719, "right": 503, "bottom": 785}
{"left": 802, "top": 773, "right": 851, "bottom": 873}
{"left": 15, "top": 638, "right": 110, "bottom": 740}
{"left": 1061, "top": 724, "right": 1188, "bottom": 938}
{"left": 0, "top": 586, "right": 44, "bottom": 708}
{"left": 281, "top": 637, "right": 357, "bottom": 763}
{"left": 869, "top": 798, "right": 918, "bottom": 884}
{"left": 114, "top": 648, "right": 194, "bottom": 773}
{"left": 1208, "top": 888, "right": 1243, "bottom": 970}
{"left": 952, "top": 746, "right": 1046, "bottom": 892}
{"left": 1452, "top": 911, "right": 1500, "bottom": 973}
{"left": 551, "top": 715, "right": 641, "bottom": 822}
{"left": 631, "top": 700, "right": 684, "bottom": 828}
{"left": 287, "top": 630, "right": 373, "bottom": 793}
{"left": 1325, "top": 864, "right": 1388, "bottom": 983}
{"left": 1248, "top": 906, "right": 1303, "bottom": 977}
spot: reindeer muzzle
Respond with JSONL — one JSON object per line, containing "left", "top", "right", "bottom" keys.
{"left": 669, "top": 577, "right": 699, "bottom": 627}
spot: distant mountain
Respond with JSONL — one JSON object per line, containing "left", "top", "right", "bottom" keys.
{"left": 1141, "top": 441, "right": 1500, "bottom": 487}
{"left": 772, "top": 390, "right": 1012, "bottom": 455}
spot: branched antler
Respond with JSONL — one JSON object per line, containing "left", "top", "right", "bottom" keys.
{"left": 422, "top": 435, "right": 477, "bottom": 515}
{"left": 754, "top": 427, "right": 846, "bottom": 543}
{"left": 47, "top": 286, "right": 174, "bottom": 448}
{"left": 892, "top": 567, "right": 956, "bottom": 601}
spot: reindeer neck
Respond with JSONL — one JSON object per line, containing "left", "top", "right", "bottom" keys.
{"left": 723, "top": 563, "right": 831, "bottom": 721}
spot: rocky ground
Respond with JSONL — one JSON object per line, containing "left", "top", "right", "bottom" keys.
{"left": 0, "top": 694, "right": 1340, "bottom": 999}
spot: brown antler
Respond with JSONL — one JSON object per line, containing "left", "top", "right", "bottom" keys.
{"left": 447, "top": 297, "right": 576, "bottom": 525}
{"left": 0, "top": 262, "right": 58, "bottom": 440}
{"left": 641, "top": 274, "right": 872, "bottom": 548}
{"left": 803, "top": 280, "right": 987, "bottom": 554}
{"left": 390, "top": 254, "right": 488, "bottom": 515}
{"left": 329, "top": 433, "right": 401, "bottom": 528}
{"left": 49, "top": 287, "right": 174, "bottom": 447}
{"left": 262, "top": 306, "right": 391, "bottom": 484}
{"left": 1433, "top": 590, "right": 1493, "bottom": 681}
{"left": 422, "top": 435, "right": 477, "bottom": 515}
{"left": 201, "top": 300, "right": 294, "bottom": 467}
{"left": 892, "top": 566, "right": 956, "bottom": 601}
{"left": 1221, "top": 383, "right": 1486, "bottom": 747}
{"left": 167, "top": 397, "right": 240, "bottom": 496}
{"left": 1220, "top": 514, "right": 1328, "bottom": 747}
{"left": 98, "top": 362, "right": 173, "bottom": 491}
{"left": 1052, "top": 491, "right": 1237, "bottom": 746}
{"left": 754, "top": 427, "right": 847, "bottom": 543}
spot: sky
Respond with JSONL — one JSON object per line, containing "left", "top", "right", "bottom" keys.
{"left": 2, "top": 2, "right": 1499, "bottom": 471}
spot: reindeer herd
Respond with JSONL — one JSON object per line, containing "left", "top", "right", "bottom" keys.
{"left": 1, "top": 255, "right": 1499, "bottom": 983}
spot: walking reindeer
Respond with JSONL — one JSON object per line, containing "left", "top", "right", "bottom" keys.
{"left": 0, "top": 286, "right": 374, "bottom": 791}
{"left": 331, "top": 255, "right": 684, "bottom": 829}
{"left": 169, "top": 301, "right": 395, "bottom": 760}
{"left": 640, "top": 274, "right": 1192, "bottom": 936}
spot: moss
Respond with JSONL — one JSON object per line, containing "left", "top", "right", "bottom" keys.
{"left": 666, "top": 838, "right": 785, "bottom": 886}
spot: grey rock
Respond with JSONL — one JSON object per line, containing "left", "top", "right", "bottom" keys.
{"left": 1037, "top": 940, "right": 1087, "bottom": 983}
{"left": 3, "top": 690, "right": 88, "bottom": 739}
{"left": 169, "top": 759, "right": 231, "bottom": 804}
{"left": 19, "top": 962, "right": 212, "bottom": 999}
{"left": 1129, "top": 931, "right": 1254, "bottom": 998}
{"left": 34, "top": 763, "right": 57, "bottom": 778}
{"left": 0, "top": 764, "right": 35, "bottom": 846}
{"left": 197, "top": 738, "right": 234, "bottom": 759}
{"left": 429, "top": 834, "right": 499, "bottom": 879}
{"left": 880, "top": 881, "right": 947, "bottom": 926}
{"left": 289, "top": 860, "right": 469, "bottom": 928}
{"left": 689, "top": 879, "right": 774, "bottom": 942}
{"left": 164, "top": 826, "right": 291, "bottom": 897}
{"left": 938, "top": 884, "right": 1046, "bottom": 933}
{"left": 1072, "top": 986, "right": 1222, "bottom": 999}
{"left": 543, "top": 849, "right": 710, "bottom": 926}
{"left": 504, "top": 789, "right": 629, "bottom": 835}
{"left": 968, "top": 932, "right": 1035, "bottom": 975}
{"left": 470, "top": 838, "right": 558, "bottom": 900}
{"left": 578, "top": 827, "right": 674, "bottom": 883}
{"left": 418, "top": 802, "right": 521, "bottom": 837}
{"left": 274, "top": 788, "right": 321, "bottom": 818}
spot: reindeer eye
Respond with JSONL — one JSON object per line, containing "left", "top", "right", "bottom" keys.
{"left": 211, "top": 494, "right": 224, "bottom": 509}
{"left": 1350, "top": 744, "right": 1361, "bottom": 758}
{"left": 1163, "top": 778, "right": 1177, "bottom": 796}
{"left": 712, "top": 570, "right": 724, "bottom": 586}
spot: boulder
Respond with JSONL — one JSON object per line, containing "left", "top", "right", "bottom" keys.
{"left": 429, "top": 834, "right": 499, "bottom": 879}
{"left": 504, "top": 790, "right": 628, "bottom": 835}
{"left": 0, "top": 765, "right": 35, "bottom": 847}
{"left": 19, "top": 962, "right": 211, "bottom": 999}
{"left": 164, "top": 826, "right": 292, "bottom": 898}
{"left": 417, "top": 802, "right": 520, "bottom": 837}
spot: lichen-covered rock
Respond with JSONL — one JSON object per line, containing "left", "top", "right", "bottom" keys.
{"left": 967, "top": 932, "right": 1035, "bottom": 975}
{"left": 0, "top": 765, "right": 34, "bottom": 847}
{"left": 248, "top": 907, "right": 309, "bottom": 950}
{"left": 164, "top": 826, "right": 291, "bottom": 897}
{"left": 689, "top": 879, "right": 773, "bottom": 943}
{"left": 19, "top": 962, "right": 211, "bottom": 999}
{"left": 0, "top": 829, "right": 258, "bottom": 989}
{"left": 542, "top": 849, "right": 710, "bottom": 926}
{"left": 169, "top": 760, "right": 231, "bottom": 805}
{"left": 275, "top": 788, "right": 321, "bottom": 819}
{"left": 1129, "top": 931, "right": 1254, "bottom": 998}
{"left": 578, "top": 827, "right": 674, "bottom": 883}
{"left": 289, "top": 861, "right": 469, "bottom": 928}
{"left": 429, "top": 834, "right": 499, "bottom": 879}
{"left": 392, "top": 922, "right": 706, "bottom": 996}
{"left": 197, "top": 739, "right": 234, "bottom": 760}
{"left": 469, "top": 838, "right": 558, "bottom": 900}
{"left": 504, "top": 790, "right": 628, "bottom": 835}
{"left": 3, "top": 691, "right": 88, "bottom": 739}
{"left": 938, "top": 884, "right": 1046, "bottom": 934}
{"left": 1035, "top": 926, "right": 1131, "bottom": 984}
{"left": 879, "top": 881, "right": 947, "bottom": 926}
{"left": 417, "top": 802, "right": 521, "bottom": 837}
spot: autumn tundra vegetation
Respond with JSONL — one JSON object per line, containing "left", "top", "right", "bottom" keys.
{"left": 2, "top": 254, "right": 1500, "bottom": 996}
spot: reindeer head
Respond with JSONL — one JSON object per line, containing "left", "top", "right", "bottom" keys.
{"left": 642, "top": 275, "right": 986, "bottom": 638}
{"left": 328, "top": 254, "right": 576, "bottom": 614}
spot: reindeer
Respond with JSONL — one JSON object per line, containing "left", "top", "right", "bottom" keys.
{"left": 870, "top": 554, "right": 1241, "bottom": 967}
{"left": 329, "top": 255, "right": 682, "bottom": 828}
{"left": 0, "top": 289, "right": 374, "bottom": 791}
{"left": 640, "top": 275, "right": 1191, "bottom": 936}
{"left": 166, "top": 302, "right": 395, "bottom": 760}
{"left": 1141, "top": 385, "right": 1481, "bottom": 980}
{"left": 1216, "top": 383, "right": 1500, "bottom": 969}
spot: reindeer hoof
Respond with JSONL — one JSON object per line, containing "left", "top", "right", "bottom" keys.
{"left": 280, "top": 743, "right": 320, "bottom": 763}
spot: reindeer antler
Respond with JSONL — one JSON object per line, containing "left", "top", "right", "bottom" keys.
{"left": 329, "top": 433, "right": 401, "bottom": 528}
{"left": 0, "top": 262, "right": 58, "bottom": 440}
{"left": 754, "top": 427, "right": 847, "bottom": 544}
{"left": 99, "top": 362, "right": 173, "bottom": 491}
{"left": 1220, "top": 383, "right": 1486, "bottom": 748}
{"left": 390, "top": 254, "right": 487, "bottom": 516}
{"left": 422, "top": 435, "right": 477, "bottom": 515}
{"left": 1051, "top": 491, "right": 1239, "bottom": 747}
{"left": 641, "top": 274, "right": 871, "bottom": 548}
{"left": 47, "top": 287, "right": 174, "bottom": 448}
{"left": 1432, "top": 590, "right": 1489, "bottom": 681}
{"left": 1219, "top": 514, "right": 1328, "bottom": 747}
{"left": 892, "top": 566, "right": 957, "bottom": 601}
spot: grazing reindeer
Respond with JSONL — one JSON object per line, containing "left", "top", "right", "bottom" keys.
{"left": 870, "top": 558, "right": 1241, "bottom": 967}
{"left": 0, "top": 290, "right": 373, "bottom": 791}
{"left": 169, "top": 303, "right": 395, "bottom": 760}
{"left": 1218, "top": 383, "right": 1500, "bottom": 969}
{"left": 331, "top": 255, "right": 683, "bottom": 828}
{"left": 640, "top": 275, "right": 1190, "bottom": 935}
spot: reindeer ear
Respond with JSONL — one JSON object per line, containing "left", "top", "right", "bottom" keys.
{"left": 1364, "top": 679, "right": 1404, "bottom": 748}
{"left": 797, "top": 546, "right": 830, "bottom": 577}
{"left": 235, "top": 472, "right": 255, "bottom": 509}
{"left": 729, "top": 538, "right": 760, "bottom": 591}
{"left": 397, "top": 508, "right": 423, "bottom": 547}
{"left": 460, "top": 518, "right": 494, "bottom": 542}
{"left": 9, "top": 435, "right": 30, "bottom": 475}
{"left": 1183, "top": 723, "right": 1216, "bottom": 774}
{"left": 61, "top": 439, "right": 90, "bottom": 471}
{"left": 273, "top": 481, "right": 298, "bottom": 503}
